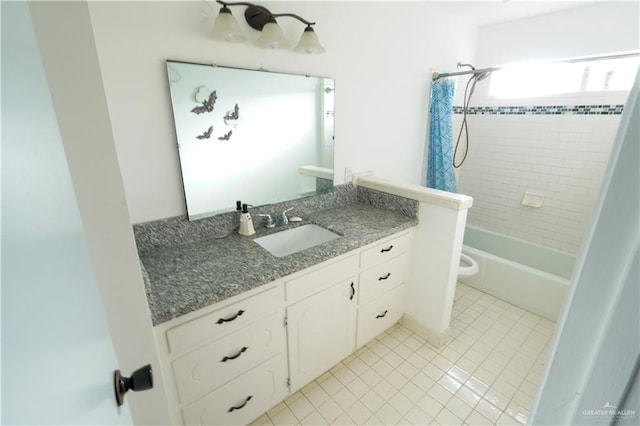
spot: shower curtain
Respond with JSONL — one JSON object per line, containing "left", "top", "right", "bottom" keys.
{"left": 426, "top": 78, "right": 457, "bottom": 193}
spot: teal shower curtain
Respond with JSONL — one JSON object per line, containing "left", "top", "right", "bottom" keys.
{"left": 426, "top": 79, "right": 457, "bottom": 193}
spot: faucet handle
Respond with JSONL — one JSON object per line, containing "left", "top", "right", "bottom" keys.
{"left": 258, "top": 213, "right": 275, "bottom": 228}
{"left": 281, "top": 207, "right": 294, "bottom": 225}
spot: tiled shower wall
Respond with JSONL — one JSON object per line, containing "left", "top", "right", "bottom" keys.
{"left": 455, "top": 93, "right": 628, "bottom": 254}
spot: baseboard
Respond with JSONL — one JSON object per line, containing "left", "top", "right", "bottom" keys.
{"left": 400, "top": 314, "right": 451, "bottom": 349}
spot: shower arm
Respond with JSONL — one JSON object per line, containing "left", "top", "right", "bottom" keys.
{"left": 432, "top": 65, "right": 500, "bottom": 81}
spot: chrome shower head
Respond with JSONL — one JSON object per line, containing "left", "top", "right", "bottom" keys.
{"left": 475, "top": 71, "right": 492, "bottom": 81}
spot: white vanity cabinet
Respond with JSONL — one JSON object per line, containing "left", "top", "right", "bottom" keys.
{"left": 356, "top": 232, "right": 412, "bottom": 348}
{"left": 153, "top": 228, "right": 414, "bottom": 425}
{"left": 155, "top": 284, "right": 288, "bottom": 426}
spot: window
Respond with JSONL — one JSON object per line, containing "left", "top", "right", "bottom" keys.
{"left": 488, "top": 55, "right": 638, "bottom": 99}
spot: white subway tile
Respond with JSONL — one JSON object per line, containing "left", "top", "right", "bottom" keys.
{"left": 459, "top": 110, "right": 618, "bottom": 253}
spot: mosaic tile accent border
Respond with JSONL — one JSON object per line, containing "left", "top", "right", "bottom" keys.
{"left": 453, "top": 104, "right": 625, "bottom": 115}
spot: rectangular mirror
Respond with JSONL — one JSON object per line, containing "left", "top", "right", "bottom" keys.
{"left": 166, "top": 60, "right": 335, "bottom": 220}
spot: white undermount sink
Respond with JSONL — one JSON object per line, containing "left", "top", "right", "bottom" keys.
{"left": 253, "top": 224, "right": 341, "bottom": 257}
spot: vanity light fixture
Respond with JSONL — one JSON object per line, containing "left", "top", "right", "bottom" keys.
{"left": 209, "top": 0, "right": 325, "bottom": 54}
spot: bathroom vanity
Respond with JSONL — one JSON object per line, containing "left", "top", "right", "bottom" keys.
{"left": 134, "top": 61, "right": 472, "bottom": 425}
{"left": 135, "top": 188, "right": 418, "bottom": 425}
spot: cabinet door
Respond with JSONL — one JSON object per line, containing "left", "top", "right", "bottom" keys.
{"left": 287, "top": 279, "right": 357, "bottom": 391}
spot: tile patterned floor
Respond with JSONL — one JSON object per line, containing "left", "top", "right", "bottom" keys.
{"left": 251, "top": 283, "right": 556, "bottom": 425}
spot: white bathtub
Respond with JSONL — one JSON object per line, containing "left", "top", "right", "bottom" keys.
{"left": 459, "top": 226, "right": 576, "bottom": 321}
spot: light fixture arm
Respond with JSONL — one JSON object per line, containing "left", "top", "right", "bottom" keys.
{"left": 216, "top": 0, "right": 266, "bottom": 12}
{"left": 270, "top": 13, "right": 315, "bottom": 27}
{"left": 215, "top": 0, "right": 316, "bottom": 29}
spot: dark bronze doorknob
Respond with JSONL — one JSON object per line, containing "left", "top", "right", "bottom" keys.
{"left": 114, "top": 364, "right": 153, "bottom": 406}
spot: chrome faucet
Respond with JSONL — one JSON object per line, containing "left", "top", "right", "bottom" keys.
{"left": 258, "top": 213, "right": 276, "bottom": 228}
{"left": 258, "top": 208, "right": 295, "bottom": 228}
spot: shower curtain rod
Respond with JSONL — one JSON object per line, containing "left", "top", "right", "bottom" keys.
{"left": 431, "top": 51, "right": 639, "bottom": 81}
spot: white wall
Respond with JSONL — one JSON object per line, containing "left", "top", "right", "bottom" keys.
{"left": 88, "top": 1, "right": 478, "bottom": 223}
{"left": 453, "top": 1, "right": 638, "bottom": 254}
{"left": 475, "top": 2, "right": 640, "bottom": 67}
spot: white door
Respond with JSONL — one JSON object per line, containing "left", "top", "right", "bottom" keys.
{"left": 1, "top": 2, "right": 132, "bottom": 424}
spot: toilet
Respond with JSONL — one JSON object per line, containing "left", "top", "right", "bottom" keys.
{"left": 458, "top": 252, "right": 479, "bottom": 278}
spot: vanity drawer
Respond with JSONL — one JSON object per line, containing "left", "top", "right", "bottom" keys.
{"left": 357, "top": 285, "right": 405, "bottom": 348}
{"left": 285, "top": 254, "right": 358, "bottom": 302}
{"left": 172, "top": 311, "right": 285, "bottom": 403}
{"left": 358, "top": 254, "right": 409, "bottom": 304}
{"left": 182, "top": 353, "right": 288, "bottom": 426}
{"left": 166, "top": 286, "right": 281, "bottom": 354}
{"left": 360, "top": 231, "right": 412, "bottom": 269}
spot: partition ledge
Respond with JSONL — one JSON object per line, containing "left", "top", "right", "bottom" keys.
{"left": 354, "top": 173, "right": 473, "bottom": 211}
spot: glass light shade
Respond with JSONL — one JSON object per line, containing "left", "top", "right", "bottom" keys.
{"left": 210, "top": 7, "right": 247, "bottom": 42}
{"left": 294, "top": 27, "right": 325, "bottom": 54}
{"left": 255, "top": 22, "right": 290, "bottom": 49}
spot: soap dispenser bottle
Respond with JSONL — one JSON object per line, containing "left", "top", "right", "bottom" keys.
{"left": 238, "top": 203, "right": 256, "bottom": 236}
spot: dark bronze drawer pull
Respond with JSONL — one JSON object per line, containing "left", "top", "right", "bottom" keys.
{"left": 378, "top": 273, "right": 391, "bottom": 281}
{"left": 380, "top": 245, "right": 394, "bottom": 253}
{"left": 221, "top": 346, "right": 248, "bottom": 362}
{"left": 376, "top": 310, "right": 388, "bottom": 319}
{"left": 350, "top": 282, "right": 355, "bottom": 300}
{"left": 228, "top": 395, "right": 253, "bottom": 412}
{"left": 216, "top": 310, "right": 245, "bottom": 324}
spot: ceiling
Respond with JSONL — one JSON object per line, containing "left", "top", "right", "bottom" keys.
{"left": 431, "top": 1, "right": 598, "bottom": 27}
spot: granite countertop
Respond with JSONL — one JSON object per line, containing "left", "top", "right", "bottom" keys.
{"left": 139, "top": 203, "right": 418, "bottom": 326}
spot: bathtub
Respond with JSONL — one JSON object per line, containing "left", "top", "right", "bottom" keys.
{"left": 459, "top": 226, "right": 576, "bottom": 321}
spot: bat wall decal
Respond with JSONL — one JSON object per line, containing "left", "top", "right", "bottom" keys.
{"left": 196, "top": 125, "right": 213, "bottom": 140}
{"left": 191, "top": 90, "right": 217, "bottom": 115}
{"left": 218, "top": 130, "right": 233, "bottom": 141}
{"left": 224, "top": 103, "right": 240, "bottom": 121}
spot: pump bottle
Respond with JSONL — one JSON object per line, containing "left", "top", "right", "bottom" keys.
{"left": 238, "top": 203, "right": 255, "bottom": 236}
